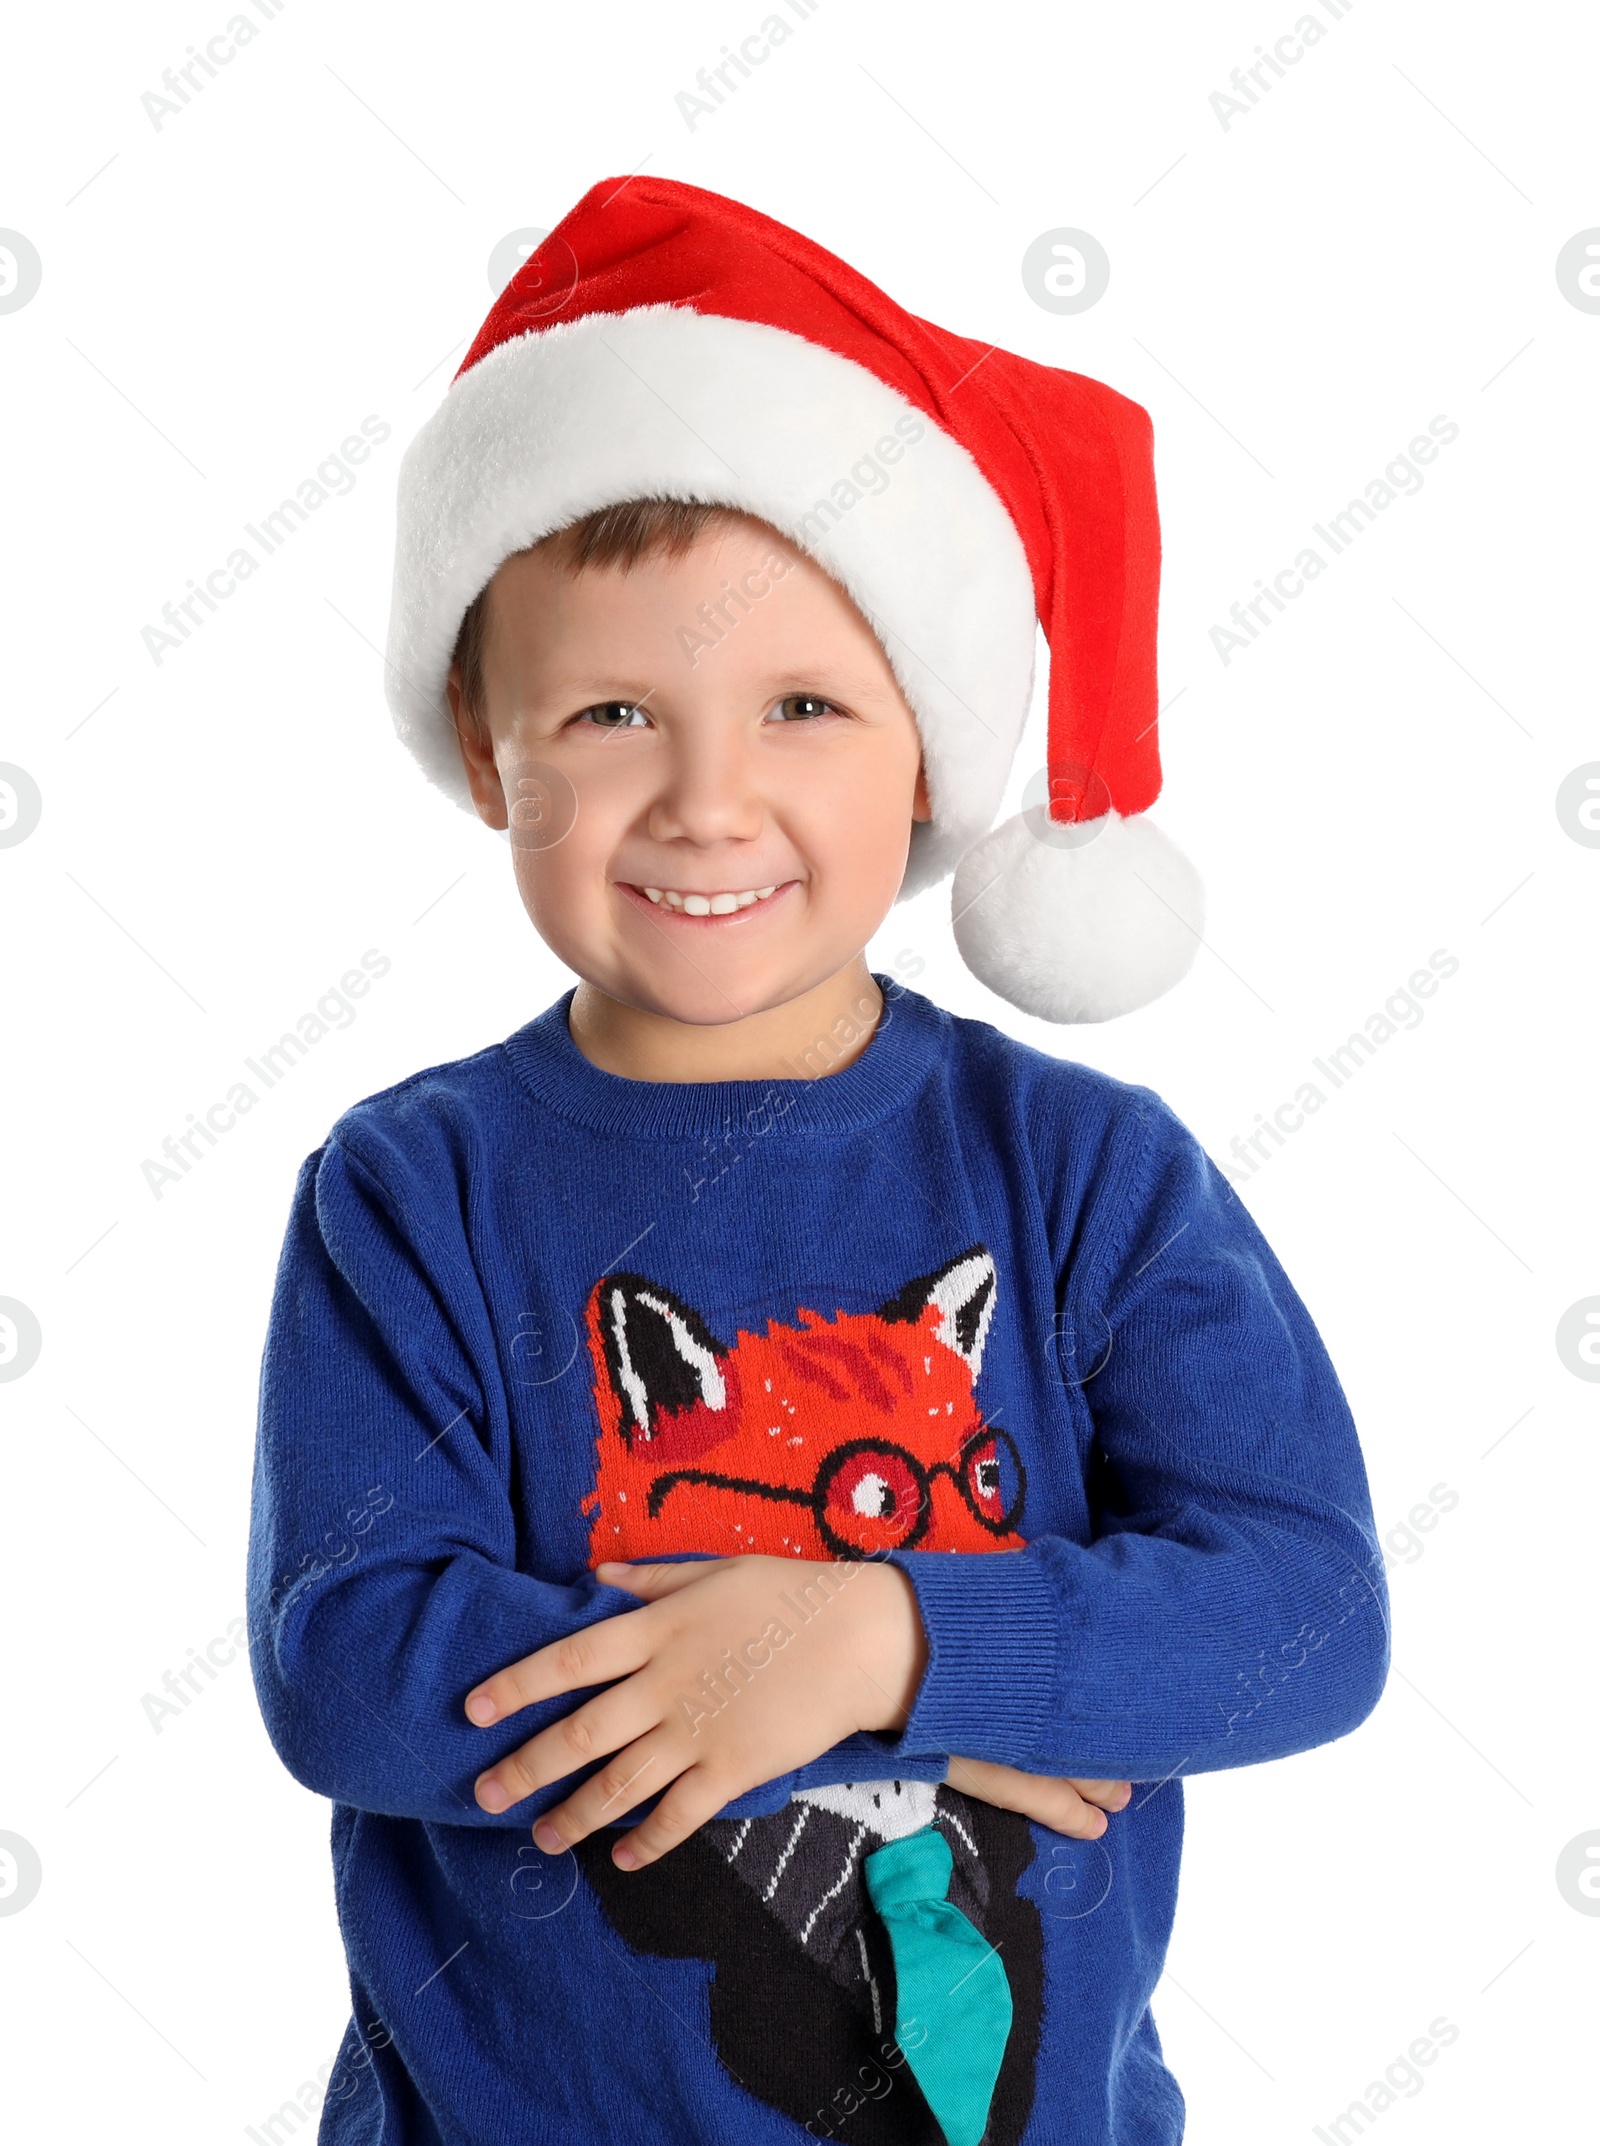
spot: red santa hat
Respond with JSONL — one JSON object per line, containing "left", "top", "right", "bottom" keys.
{"left": 385, "top": 175, "right": 1203, "bottom": 1023}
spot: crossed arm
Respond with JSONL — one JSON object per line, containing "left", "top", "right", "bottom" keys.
{"left": 464, "top": 1551, "right": 1132, "bottom": 1868}
{"left": 250, "top": 1124, "right": 1387, "bottom": 1859}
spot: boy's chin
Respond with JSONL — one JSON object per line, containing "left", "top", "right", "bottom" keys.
{"left": 572, "top": 946, "right": 863, "bottom": 1034}
{"left": 594, "top": 969, "right": 811, "bottom": 1031}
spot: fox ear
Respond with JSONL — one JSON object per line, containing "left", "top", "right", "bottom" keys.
{"left": 592, "top": 1275, "right": 728, "bottom": 1446}
{"left": 876, "top": 1245, "right": 998, "bottom": 1376}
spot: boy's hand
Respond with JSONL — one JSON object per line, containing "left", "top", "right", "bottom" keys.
{"left": 945, "top": 1757, "right": 1132, "bottom": 1838}
{"left": 464, "top": 1554, "right": 927, "bottom": 1868}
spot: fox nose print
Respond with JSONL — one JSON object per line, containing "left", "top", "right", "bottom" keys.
{"left": 925, "top": 1460, "right": 983, "bottom": 1544}
{"left": 956, "top": 1424, "right": 1026, "bottom": 1534}
{"left": 921, "top": 1434, "right": 1021, "bottom": 1545}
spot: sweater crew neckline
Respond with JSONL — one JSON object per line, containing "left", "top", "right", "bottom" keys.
{"left": 501, "top": 974, "right": 941, "bottom": 1138}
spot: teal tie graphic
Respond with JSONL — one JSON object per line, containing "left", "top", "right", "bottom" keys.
{"left": 863, "top": 1825, "right": 1012, "bottom": 2146}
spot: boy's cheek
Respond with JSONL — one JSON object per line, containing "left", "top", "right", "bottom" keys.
{"left": 508, "top": 838, "right": 615, "bottom": 965}
{"left": 503, "top": 758, "right": 582, "bottom": 852}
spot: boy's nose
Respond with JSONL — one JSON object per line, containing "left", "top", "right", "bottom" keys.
{"left": 646, "top": 739, "right": 766, "bottom": 846}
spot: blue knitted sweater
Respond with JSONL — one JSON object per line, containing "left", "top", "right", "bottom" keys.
{"left": 246, "top": 977, "right": 1389, "bottom": 2145}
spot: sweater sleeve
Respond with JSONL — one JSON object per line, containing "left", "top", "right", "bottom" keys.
{"left": 881, "top": 1090, "right": 1391, "bottom": 1781}
{"left": 248, "top": 1134, "right": 822, "bottom": 1826}
{"left": 248, "top": 1133, "right": 947, "bottom": 1823}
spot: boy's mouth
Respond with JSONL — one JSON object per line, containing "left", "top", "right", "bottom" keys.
{"left": 616, "top": 879, "right": 797, "bottom": 922}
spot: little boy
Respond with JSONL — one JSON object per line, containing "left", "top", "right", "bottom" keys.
{"left": 247, "top": 178, "right": 1389, "bottom": 2146}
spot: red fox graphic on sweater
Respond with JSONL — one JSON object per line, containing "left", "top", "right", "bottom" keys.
{"left": 573, "top": 1245, "right": 1046, "bottom": 2146}
{"left": 580, "top": 1245, "right": 1027, "bottom": 1567}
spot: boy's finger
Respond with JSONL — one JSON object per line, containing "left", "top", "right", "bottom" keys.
{"left": 527, "top": 1731, "right": 690, "bottom": 1853}
{"left": 1008, "top": 1783, "right": 1108, "bottom": 1839}
{"left": 594, "top": 1557, "right": 726, "bottom": 1598}
{"left": 946, "top": 1756, "right": 1114, "bottom": 1839}
{"left": 1065, "top": 1778, "right": 1134, "bottom": 1811}
{"left": 473, "top": 1675, "right": 667, "bottom": 1813}
{"left": 610, "top": 1765, "right": 731, "bottom": 1869}
{"left": 464, "top": 1609, "right": 658, "bottom": 1725}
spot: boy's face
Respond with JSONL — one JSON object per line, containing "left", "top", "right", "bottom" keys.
{"left": 449, "top": 515, "right": 931, "bottom": 1028}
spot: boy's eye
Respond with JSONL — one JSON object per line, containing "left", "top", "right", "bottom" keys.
{"left": 770, "top": 694, "right": 841, "bottom": 722}
{"left": 574, "top": 701, "right": 650, "bottom": 730}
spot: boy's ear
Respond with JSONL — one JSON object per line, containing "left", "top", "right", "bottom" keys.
{"left": 446, "top": 665, "right": 509, "bottom": 831}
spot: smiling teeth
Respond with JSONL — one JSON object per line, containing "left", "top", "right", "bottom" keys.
{"left": 641, "top": 885, "right": 779, "bottom": 914}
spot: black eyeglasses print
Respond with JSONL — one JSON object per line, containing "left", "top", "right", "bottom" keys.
{"left": 644, "top": 1425, "right": 1025, "bottom": 1555}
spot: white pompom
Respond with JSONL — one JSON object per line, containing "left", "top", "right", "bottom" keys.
{"left": 950, "top": 808, "right": 1204, "bottom": 1023}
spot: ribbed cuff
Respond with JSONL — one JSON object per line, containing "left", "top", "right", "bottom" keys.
{"left": 789, "top": 1739, "right": 948, "bottom": 1791}
{"left": 883, "top": 1547, "right": 1060, "bottom": 1765}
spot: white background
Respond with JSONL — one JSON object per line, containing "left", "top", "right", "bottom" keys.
{"left": 2, "top": 1, "right": 1596, "bottom": 2140}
